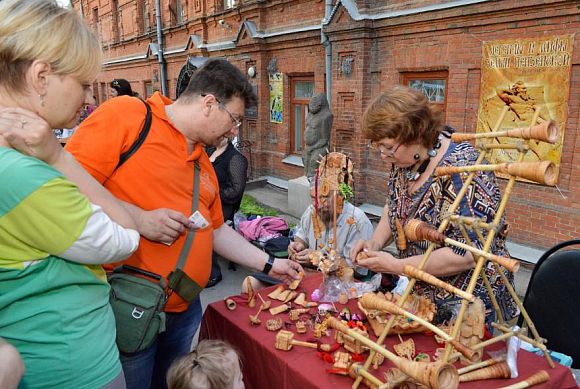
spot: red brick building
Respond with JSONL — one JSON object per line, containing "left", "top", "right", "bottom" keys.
{"left": 72, "top": 0, "right": 579, "bottom": 251}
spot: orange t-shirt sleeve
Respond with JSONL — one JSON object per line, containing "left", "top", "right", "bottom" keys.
{"left": 66, "top": 96, "right": 147, "bottom": 183}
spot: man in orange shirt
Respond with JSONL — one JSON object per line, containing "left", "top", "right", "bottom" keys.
{"left": 66, "top": 59, "right": 302, "bottom": 389}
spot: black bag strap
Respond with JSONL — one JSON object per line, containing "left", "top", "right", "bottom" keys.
{"left": 111, "top": 264, "right": 166, "bottom": 287}
{"left": 176, "top": 161, "right": 201, "bottom": 270}
{"left": 115, "top": 97, "right": 152, "bottom": 170}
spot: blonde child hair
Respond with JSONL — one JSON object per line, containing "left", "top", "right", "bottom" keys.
{"left": 167, "top": 339, "right": 245, "bottom": 389}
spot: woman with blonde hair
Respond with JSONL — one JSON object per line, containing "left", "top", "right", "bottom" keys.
{"left": 0, "top": 0, "right": 139, "bottom": 387}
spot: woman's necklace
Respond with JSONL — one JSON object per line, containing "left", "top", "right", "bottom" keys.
{"left": 405, "top": 134, "right": 442, "bottom": 182}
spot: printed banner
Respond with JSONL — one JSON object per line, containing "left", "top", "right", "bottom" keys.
{"left": 269, "top": 73, "right": 283, "bottom": 123}
{"left": 476, "top": 34, "right": 574, "bottom": 183}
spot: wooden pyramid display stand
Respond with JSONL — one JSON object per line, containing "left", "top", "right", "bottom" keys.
{"left": 344, "top": 108, "right": 559, "bottom": 389}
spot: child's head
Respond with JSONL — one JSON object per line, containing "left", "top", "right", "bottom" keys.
{"left": 167, "top": 339, "right": 244, "bottom": 389}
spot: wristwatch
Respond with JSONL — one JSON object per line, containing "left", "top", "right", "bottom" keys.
{"left": 262, "top": 254, "right": 276, "bottom": 275}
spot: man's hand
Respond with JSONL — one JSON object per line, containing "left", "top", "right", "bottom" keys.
{"left": 136, "top": 208, "right": 192, "bottom": 245}
{"left": 292, "top": 247, "right": 314, "bottom": 264}
{"left": 288, "top": 241, "right": 305, "bottom": 258}
{"left": 0, "top": 107, "right": 63, "bottom": 164}
{"left": 268, "top": 257, "right": 304, "bottom": 284}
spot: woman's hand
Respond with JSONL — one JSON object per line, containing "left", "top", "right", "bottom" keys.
{"left": 353, "top": 249, "right": 400, "bottom": 274}
{"left": 350, "top": 239, "right": 381, "bottom": 262}
{"left": 0, "top": 107, "right": 63, "bottom": 165}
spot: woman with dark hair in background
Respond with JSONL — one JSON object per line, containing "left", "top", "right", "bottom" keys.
{"left": 206, "top": 137, "right": 248, "bottom": 287}
{"left": 110, "top": 78, "right": 134, "bottom": 97}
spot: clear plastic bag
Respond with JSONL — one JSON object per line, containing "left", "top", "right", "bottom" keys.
{"left": 317, "top": 273, "right": 382, "bottom": 302}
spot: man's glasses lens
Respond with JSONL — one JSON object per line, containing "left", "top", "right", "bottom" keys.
{"left": 206, "top": 94, "right": 242, "bottom": 128}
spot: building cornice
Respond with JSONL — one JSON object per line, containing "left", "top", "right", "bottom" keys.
{"left": 103, "top": 20, "right": 320, "bottom": 65}
{"left": 325, "top": 0, "right": 491, "bottom": 25}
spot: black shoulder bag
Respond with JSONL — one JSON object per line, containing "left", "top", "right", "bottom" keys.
{"left": 116, "top": 97, "right": 152, "bottom": 170}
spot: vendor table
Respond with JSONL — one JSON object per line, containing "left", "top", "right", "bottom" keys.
{"left": 200, "top": 273, "right": 577, "bottom": 389}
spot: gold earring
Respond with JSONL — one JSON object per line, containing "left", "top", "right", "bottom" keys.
{"left": 39, "top": 94, "right": 45, "bottom": 107}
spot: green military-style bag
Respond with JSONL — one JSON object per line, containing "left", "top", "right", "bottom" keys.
{"left": 108, "top": 266, "right": 167, "bottom": 353}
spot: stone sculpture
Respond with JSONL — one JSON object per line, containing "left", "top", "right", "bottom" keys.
{"left": 303, "top": 93, "right": 333, "bottom": 178}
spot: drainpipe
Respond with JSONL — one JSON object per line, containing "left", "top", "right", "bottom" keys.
{"left": 322, "top": 0, "right": 332, "bottom": 109}
{"left": 154, "top": 0, "right": 168, "bottom": 96}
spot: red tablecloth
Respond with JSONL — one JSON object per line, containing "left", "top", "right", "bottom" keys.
{"left": 200, "top": 273, "right": 577, "bottom": 389}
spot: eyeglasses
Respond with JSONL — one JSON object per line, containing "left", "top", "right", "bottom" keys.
{"left": 369, "top": 140, "right": 401, "bottom": 156}
{"left": 202, "top": 94, "right": 242, "bottom": 129}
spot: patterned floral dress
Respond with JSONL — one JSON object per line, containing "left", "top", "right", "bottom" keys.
{"left": 386, "top": 131, "right": 519, "bottom": 323}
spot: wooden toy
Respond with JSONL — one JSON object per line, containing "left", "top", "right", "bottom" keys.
{"left": 289, "top": 308, "right": 309, "bottom": 321}
{"left": 295, "top": 320, "right": 307, "bottom": 334}
{"left": 266, "top": 318, "right": 283, "bottom": 332}
{"left": 332, "top": 351, "right": 352, "bottom": 374}
{"left": 288, "top": 272, "right": 304, "bottom": 290}
{"left": 268, "top": 285, "right": 285, "bottom": 300}
{"left": 249, "top": 297, "right": 270, "bottom": 325}
{"left": 498, "top": 370, "right": 550, "bottom": 389}
{"left": 275, "top": 330, "right": 318, "bottom": 351}
{"left": 224, "top": 298, "right": 236, "bottom": 311}
{"left": 458, "top": 361, "right": 511, "bottom": 382}
{"left": 269, "top": 303, "right": 290, "bottom": 316}
{"left": 358, "top": 291, "right": 436, "bottom": 336}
